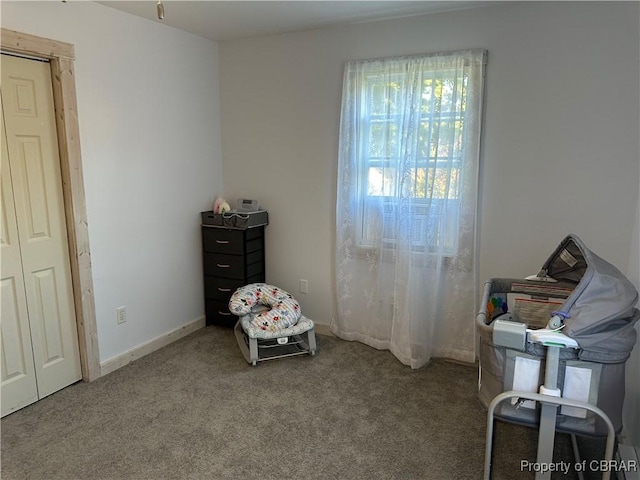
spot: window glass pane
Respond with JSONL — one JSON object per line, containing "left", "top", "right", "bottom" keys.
{"left": 355, "top": 55, "right": 480, "bottom": 254}
{"left": 403, "top": 167, "right": 427, "bottom": 198}
{"left": 368, "top": 120, "right": 398, "bottom": 158}
{"left": 420, "top": 78, "right": 434, "bottom": 114}
{"left": 432, "top": 120, "right": 456, "bottom": 159}
{"left": 369, "top": 81, "right": 401, "bottom": 116}
{"left": 367, "top": 166, "right": 397, "bottom": 196}
{"left": 369, "top": 83, "right": 386, "bottom": 115}
{"left": 440, "top": 78, "right": 455, "bottom": 112}
{"left": 427, "top": 167, "right": 460, "bottom": 199}
{"left": 418, "top": 121, "right": 431, "bottom": 159}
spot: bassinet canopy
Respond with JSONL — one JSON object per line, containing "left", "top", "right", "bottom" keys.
{"left": 535, "top": 234, "right": 639, "bottom": 363}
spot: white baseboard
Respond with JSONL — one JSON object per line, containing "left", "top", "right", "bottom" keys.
{"left": 100, "top": 316, "right": 206, "bottom": 377}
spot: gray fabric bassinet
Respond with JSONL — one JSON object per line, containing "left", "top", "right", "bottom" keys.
{"left": 477, "top": 234, "right": 639, "bottom": 437}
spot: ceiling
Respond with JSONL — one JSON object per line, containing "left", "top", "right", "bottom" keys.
{"left": 98, "top": 1, "right": 491, "bottom": 42}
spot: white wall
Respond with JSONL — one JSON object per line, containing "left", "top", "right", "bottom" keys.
{"left": 1, "top": 2, "right": 223, "bottom": 363}
{"left": 219, "top": 1, "right": 639, "bottom": 325}
{"left": 219, "top": 1, "right": 639, "bottom": 441}
{"left": 3, "top": 2, "right": 638, "bottom": 439}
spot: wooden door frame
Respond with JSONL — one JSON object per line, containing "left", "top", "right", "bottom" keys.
{"left": 1, "top": 28, "right": 101, "bottom": 381}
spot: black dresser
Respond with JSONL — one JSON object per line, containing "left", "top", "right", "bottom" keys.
{"left": 201, "top": 211, "right": 267, "bottom": 327}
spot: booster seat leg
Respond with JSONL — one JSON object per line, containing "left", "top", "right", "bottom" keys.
{"left": 308, "top": 329, "right": 317, "bottom": 355}
{"left": 249, "top": 337, "right": 259, "bottom": 366}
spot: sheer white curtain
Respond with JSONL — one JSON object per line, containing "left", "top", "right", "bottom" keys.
{"left": 332, "top": 50, "right": 487, "bottom": 368}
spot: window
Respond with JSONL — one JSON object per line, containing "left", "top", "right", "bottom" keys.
{"left": 334, "top": 50, "right": 487, "bottom": 368}
{"left": 364, "top": 74, "right": 466, "bottom": 200}
{"left": 337, "top": 50, "right": 486, "bottom": 256}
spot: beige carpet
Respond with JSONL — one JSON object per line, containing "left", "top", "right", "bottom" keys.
{"left": 1, "top": 326, "right": 602, "bottom": 479}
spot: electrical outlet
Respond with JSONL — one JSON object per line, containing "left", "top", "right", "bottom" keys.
{"left": 116, "top": 306, "right": 127, "bottom": 324}
{"left": 299, "top": 279, "right": 308, "bottom": 294}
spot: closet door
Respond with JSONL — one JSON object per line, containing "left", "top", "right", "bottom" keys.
{"left": 1, "top": 54, "right": 81, "bottom": 416}
{"left": 1, "top": 99, "right": 39, "bottom": 413}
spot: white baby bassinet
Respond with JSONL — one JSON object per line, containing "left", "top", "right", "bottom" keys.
{"left": 477, "top": 235, "right": 639, "bottom": 479}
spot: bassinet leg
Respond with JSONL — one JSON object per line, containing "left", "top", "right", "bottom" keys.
{"left": 535, "top": 345, "right": 562, "bottom": 480}
{"left": 570, "top": 434, "right": 585, "bottom": 480}
{"left": 536, "top": 402, "right": 559, "bottom": 480}
{"left": 483, "top": 400, "right": 498, "bottom": 480}
{"left": 484, "top": 391, "right": 616, "bottom": 480}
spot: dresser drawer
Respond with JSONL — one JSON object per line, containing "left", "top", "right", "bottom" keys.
{"left": 204, "top": 277, "right": 246, "bottom": 301}
{"left": 202, "top": 228, "right": 245, "bottom": 255}
{"left": 205, "top": 299, "right": 237, "bottom": 328}
{"left": 203, "top": 253, "right": 245, "bottom": 279}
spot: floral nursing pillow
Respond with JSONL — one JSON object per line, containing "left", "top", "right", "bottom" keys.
{"left": 228, "top": 283, "right": 301, "bottom": 331}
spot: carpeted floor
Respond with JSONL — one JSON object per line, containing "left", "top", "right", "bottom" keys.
{"left": 1, "top": 326, "right": 603, "bottom": 479}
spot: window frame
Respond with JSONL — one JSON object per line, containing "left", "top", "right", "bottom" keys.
{"left": 355, "top": 66, "right": 470, "bottom": 255}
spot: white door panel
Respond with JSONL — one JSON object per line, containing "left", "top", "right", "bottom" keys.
{"left": 1, "top": 101, "right": 39, "bottom": 416}
{"left": 1, "top": 54, "right": 81, "bottom": 415}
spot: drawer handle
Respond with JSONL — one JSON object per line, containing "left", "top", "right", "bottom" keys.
{"left": 218, "top": 311, "right": 232, "bottom": 316}
{"left": 216, "top": 263, "right": 231, "bottom": 268}
{"left": 217, "top": 287, "right": 232, "bottom": 292}
{"left": 215, "top": 240, "right": 230, "bottom": 244}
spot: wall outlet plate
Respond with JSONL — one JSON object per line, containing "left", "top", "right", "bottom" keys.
{"left": 116, "top": 306, "right": 127, "bottom": 324}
